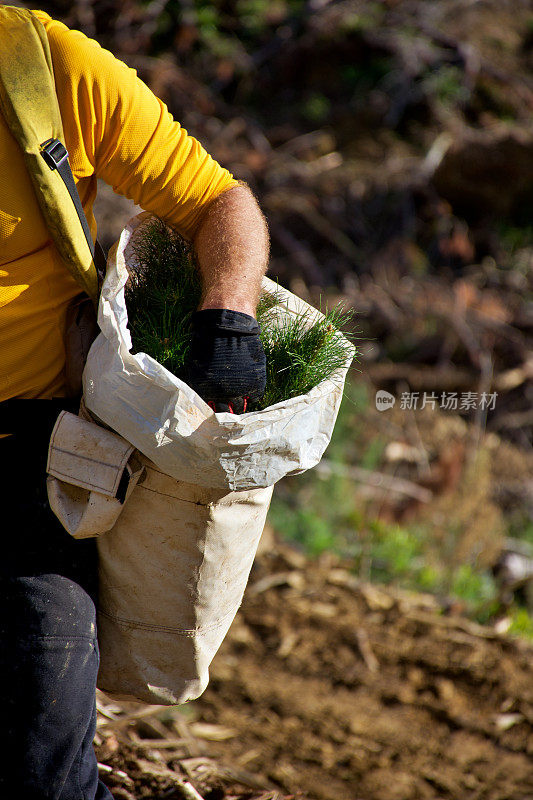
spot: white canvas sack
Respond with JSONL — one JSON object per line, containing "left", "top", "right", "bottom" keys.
{"left": 47, "top": 212, "right": 354, "bottom": 705}
{"left": 83, "top": 213, "right": 354, "bottom": 491}
{"left": 47, "top": 406, "right": 273, "bottom": 705}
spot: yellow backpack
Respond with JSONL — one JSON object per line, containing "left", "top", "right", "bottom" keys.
{"left": 0, "top": 5, "right": 99, "bottom": 304}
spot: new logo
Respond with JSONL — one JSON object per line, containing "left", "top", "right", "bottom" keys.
{"left": 375, "top": 390, "right": 396, "bottom": 411}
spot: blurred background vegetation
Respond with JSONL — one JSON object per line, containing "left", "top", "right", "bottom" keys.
{"left": 36, "top": 0, "right": 533, "bottom": 635}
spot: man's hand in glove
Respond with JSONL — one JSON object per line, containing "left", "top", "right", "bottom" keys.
{"left": 188, "top": 183, "right": 270, "bottom": 412}
{"left": 185, "top": 309, "right": 266, "bottom": 414}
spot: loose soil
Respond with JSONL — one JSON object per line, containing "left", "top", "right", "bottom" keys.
{"left": 97, "top": 543, "right": 533, "bottom": 800}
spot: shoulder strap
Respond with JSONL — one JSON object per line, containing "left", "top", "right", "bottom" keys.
{"left": 0, "top": 6, "right": 99, "bottom": 304}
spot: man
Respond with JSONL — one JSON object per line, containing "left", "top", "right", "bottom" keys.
{"left": 0, "top": 9, "right": 267, "bottom": 799}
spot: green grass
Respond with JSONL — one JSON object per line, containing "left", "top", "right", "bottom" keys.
{"left": 497, "top": 222, "right": 533, "bottom": 256}
{"left": 267, "top": 379, "right": 533, "bottom": 637}
{"left": 300, "top": 93, "right": 332, "bottom": 124}
{"left": 507, "top": 608, "right": 533, "bottom": 639}
{"left": 422, "top": 65, "right": 470, "bottom": 107}
{"left": 269, "top": 475, "right": 505, "bottom": 625}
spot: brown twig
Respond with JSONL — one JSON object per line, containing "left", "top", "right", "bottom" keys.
{"left": 314, "top": 459, "right": 433, "bottom": 503}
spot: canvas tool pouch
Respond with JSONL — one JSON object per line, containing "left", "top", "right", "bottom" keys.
{"left": 46, "top": 410, "right": 144, "bottom": 538}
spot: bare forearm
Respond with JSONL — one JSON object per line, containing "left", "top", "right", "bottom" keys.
{"left": 192, "top": 184, "right": 269, "bottom": 317}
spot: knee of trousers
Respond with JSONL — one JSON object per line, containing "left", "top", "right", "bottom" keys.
{"left": 0, "top": 600, "right": 100, "bottom": 798}
{"left": 0, "top": 573, "right": 99, "bottom": 747}
{"left": 1, "top": 573, "right": 97, "bottom": 640}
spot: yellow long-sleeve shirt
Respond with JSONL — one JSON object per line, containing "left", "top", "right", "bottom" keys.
{"left": 0, "top": 10, "right": 238, "bottom": 402}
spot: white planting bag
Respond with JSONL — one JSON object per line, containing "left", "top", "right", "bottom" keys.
{"left": 83, "top": 212, "right": 354, "bottom": 491}
{"left": 46, "top": 212, "right": 354, "bottom": 705}
{"left": 47, "top": 406, "right": 273, "bottom": 705}
{"left": 96, "top": 460, "right": 273, "bottom": 704}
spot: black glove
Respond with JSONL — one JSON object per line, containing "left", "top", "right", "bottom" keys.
{"left": 184, "top": 309, "right": 266, "bottom": 414}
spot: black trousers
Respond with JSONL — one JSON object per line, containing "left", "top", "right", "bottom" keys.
{"left": 0, "top": 401, "right": 113, "bottom": 799}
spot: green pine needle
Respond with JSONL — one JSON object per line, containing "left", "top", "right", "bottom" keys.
{"left": 125, "top": 218, "right": 359, "bottom": 410}
{"left": 257, "top": 300, "right": 358, "bottom": 409}
{"left": 125, "top": 218, "right": 201, "bottom": 377}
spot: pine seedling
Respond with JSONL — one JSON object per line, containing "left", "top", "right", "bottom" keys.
{"left": 125, "top": 218, "right": 358, "bottom": 410}
{"left": 257, "top": 302, "right": 358, "bottom": 409}
{"left": 125, "top": 218, "right": 202, "bottom": 377}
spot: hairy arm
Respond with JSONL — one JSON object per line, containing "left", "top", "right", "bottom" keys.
{"left": 192, "top": 184, "right": 269, "bottom": 317}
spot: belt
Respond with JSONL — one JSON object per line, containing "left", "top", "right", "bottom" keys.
{"left": 0, "top": 398, "right": 80, "bottom": 436}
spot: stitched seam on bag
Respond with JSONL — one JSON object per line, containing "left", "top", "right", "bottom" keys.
{"left": 138, "top": 461, "right": 167, "bottom": 477}
{"left": 49, "top": 446, "right": 132, "bottom": 493}
{"left": 135, "top": 483, "right": 210, "bottom": 507}
{"left": 51, "top": 445, "right": 132, "bottom": 470}
{"left": 48, "top": 411, "right": 65, "bottom": 451}
{"left": 48, "top": 465, "right": 116, "bottom": 494}
{"left": 98, "top": 607, "right": 236, "bottom": 636}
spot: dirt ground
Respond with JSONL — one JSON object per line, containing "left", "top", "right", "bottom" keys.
{"left": 96, "top": 542, "right": 533, "bottom": 800}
